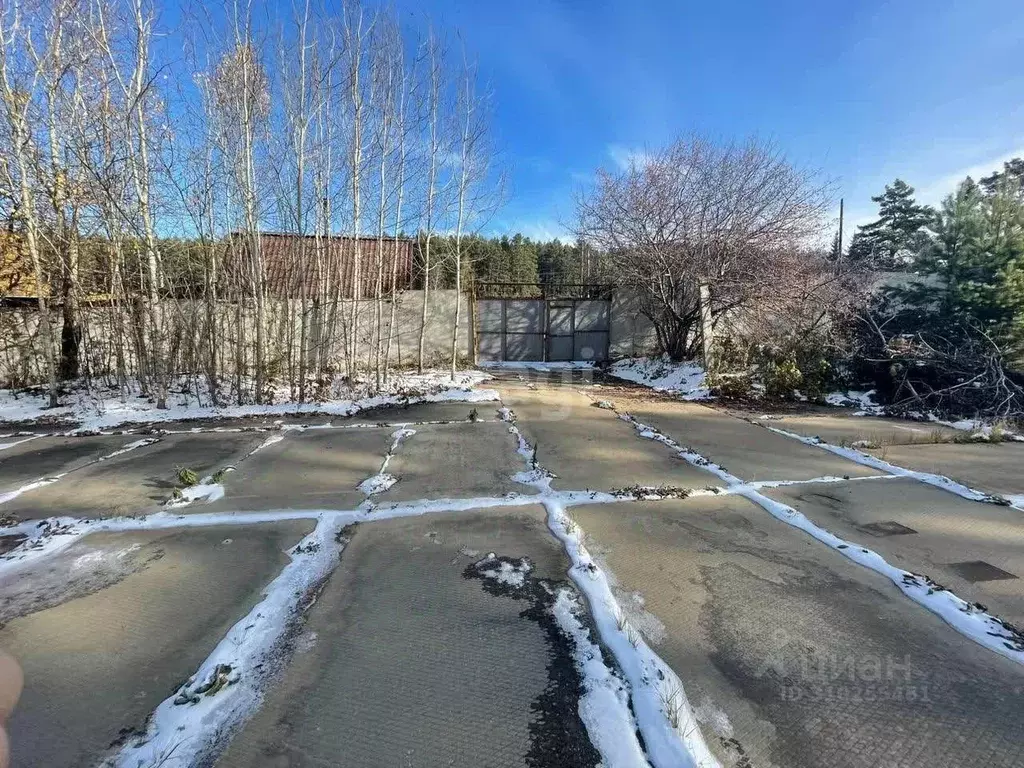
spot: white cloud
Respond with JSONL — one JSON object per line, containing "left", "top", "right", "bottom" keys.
{"left": 607, "top": 144, "right": 652, "bottom": 171}
{"left": 495, "top": 219, "right": 574, "bottom": 242}
{"left": 914, "top": 146, "right": 1024, "bottom": 205}
{"left": 839, "top": 145, "right": 1024, "bottom": 246}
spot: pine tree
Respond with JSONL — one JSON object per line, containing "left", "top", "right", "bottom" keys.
{"left": 911, "top": 176, "right": 1024, "bottom": 351}
{"left": 829, "top": 232, "right": 842, "bottom": 261}
{"left": 849, "top": 179, "right": 935, "bottom": 270}
{"left": 980, "top": 158, "right": 1024, "bottom": 199}
{"left": 915, "top": 179, "right": 987, "bottom": 317}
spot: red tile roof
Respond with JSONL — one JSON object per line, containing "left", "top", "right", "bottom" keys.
{"left": 222, "top": 232, "right": 414, "bottom": 299}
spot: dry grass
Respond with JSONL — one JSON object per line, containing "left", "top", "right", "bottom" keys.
{"left": 660, "top": 685, "right": 685, "bottom": 730}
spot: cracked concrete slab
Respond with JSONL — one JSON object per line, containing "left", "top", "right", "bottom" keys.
{"left": 1, "top": 521, "right": 313, "bottom": 768}
{"left": 865, "top": 442, "right": 1024, "bottom": 499}
{"left": 764, "top": 477, "right": 1024, "bottom": 629}
{"left": 570, "top": 495, "right": 1024, "bottom": 768}
{"left": 1, "top": 432, "right": 268, "bottom": 520}
{"left": 208, "top": 428, "right": 393, "bottom": 511}
{"left": 497, "top": 384, "right": 720, "bottom": 491}
{"left": 378, "top": 421, "right": 529, "bottom": 502}
{"left": 215, "top": 507, "right": 598, "bottom": 768}
{"left": 616, "top": 397, "right": 881, "bottom": 482}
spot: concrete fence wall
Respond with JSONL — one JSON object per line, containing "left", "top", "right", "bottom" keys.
{"left": 609, "top": 290, "right": 659, "bottom": 359}
{"left": 0, "top": 289, "right": 471, "bottom": 388}
{"left": 0, "top": 287, "right": 665, "bottom": 387}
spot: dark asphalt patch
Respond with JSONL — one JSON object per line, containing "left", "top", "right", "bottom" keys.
{"left": 463, "top": 554, "right": 603, "bottom": 768}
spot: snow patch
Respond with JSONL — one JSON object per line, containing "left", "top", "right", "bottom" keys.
{"left": 97, "top": 437, "right": 161, "bottom": 460}
{"left": 504, "top": 415, "right": 554, "bottom": 492}
{"left": 167, "top": 481, "right": 226, "bottom": 508}
{"left": 693, "top": 697, "right": 734, "bottom": 740}
{"left": 357, "top": 473, "right": 398, "bottom": 495}
{"left": 477, "top": 553, "right": 531, "bottom": 587}
{"left": 0, "top": 517, "right": 85, "bottom": 572}
{"left": 551, "top": 589, "right": 652, "bottom": 768}
{"left": 824, "top": 389, "right": 882, "bottom": 413}
{"left": 0, "top": 371, "right": 497, "bottom": 431}
{"left": 69, "top": 544, "right": 141, "bottom": 574}
{"left": 0, "top": 476, "right": 63, "bottom": 505}
{"left": 248, "top": 434, "right": 284, "bottom": 456}
{"left": 357, "top": 427, "right": 416, "bottom": 496}
{"left": 608, "top": 357, "right": 710, "bottom": 401}
{"left": 0, "top": 435, "right": 38, "bottom": 452}
{"left": 546, "top": 499, "right": 720, "bottom": 768}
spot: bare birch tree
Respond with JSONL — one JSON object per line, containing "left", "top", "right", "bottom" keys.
{"left": 0, "top": 0, "right": 498, "bottom": 400}
{"left": 0, "top": 0, "right": 60, "bottom": 406}
{"left": 383, "top": 28, "right": 416, "bottom": 381}
{"left": 448, "top": 49, "right": 496, "bottom": 380}
{"left": 416, "top": 26, "right": 446, "bottom": 373}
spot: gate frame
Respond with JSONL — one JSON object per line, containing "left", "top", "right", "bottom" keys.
{"left": 546, "top": 300, "right": 575, "bottom": 362}
{"left": 472, "top": 282, "right": 614, "bottom": 365}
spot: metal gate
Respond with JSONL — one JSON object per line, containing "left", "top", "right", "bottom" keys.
{"left": 476, "top": 298, "right": 610, "bottom": 363}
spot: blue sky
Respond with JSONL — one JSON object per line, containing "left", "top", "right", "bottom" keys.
{"left": 388, "top": 0, "right": 1024, "bottom": 243}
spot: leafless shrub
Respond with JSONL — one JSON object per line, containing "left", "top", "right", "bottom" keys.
{"left": 575, "top": 136, "right": 833, "bottom": 361}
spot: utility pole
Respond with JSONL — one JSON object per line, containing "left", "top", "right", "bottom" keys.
{"left": 699, "top": 282, "right": 714, "bottom": 371}
{"left": 838, "top": 197, "right": 844, "bottom": 263}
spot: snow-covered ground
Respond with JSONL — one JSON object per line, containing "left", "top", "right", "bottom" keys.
{"left": 0, "top": 371, "right": 495, "bottom": 431}
{"left": 551, "top": 589, "right": 652, "bottom": 768}
{"left": 608, "top": 357, "right": 710, "bottom": 400}
{"left": 606, "top": 359, "right": 1021, "bottom": 443}
{"left": 823, "top": 389, "right": 1023, "bottom": 440}
{"left": 824, "top": 389, "right": 883, "bottom": 414}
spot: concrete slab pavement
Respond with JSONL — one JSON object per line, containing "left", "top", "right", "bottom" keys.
{"left": 497, "top": 384, "right": 720, "bottom": 492}
{"left": 616, "top": 397, "right": 881, "bottom": 482}
{"left": 1, "top": 521, "right": 313, "bottom": 768}
{"left": 865, "top": 442, "right": 1024, "bottom": 499}
{"left": 754, "top": 413, "right": 959, "bottom": 447}
{"left": 0, "top": 435, "right": 138, "bottom": 490}
{"left": 347, "top": 400, "right": 501, "bottom": 425}
{"left": 379, "top": 421, "right": 529, "bottom": 501}
{"left": 208, "top": 428, "right": 392, "bottom": 511}
{"left": 215, "top": 507, "right": 600, "bottom": 768}
{"left": 1, "top": 431, "right": 268, "bottom": 520}
{"left": 764, "top": 477, "right": 1024, "bottom": 629}
{"left": 570, "top": 495, "right": 1024, "bottom": 768}
{"left": 102, "top": 401, "right": 499, "bottom": 434}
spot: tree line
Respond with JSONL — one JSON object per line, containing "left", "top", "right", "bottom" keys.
{"left": 0, "top": 0, "right": 498, "bottom": 407}
{"left": 572, "top": 134, "right": 1023, "bottom": 420}
{"left": 412, "top": 234, "right": 594, "bottom": 296}
{"left": 842, "top": 161, "right": 1024, "bottom": 418}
